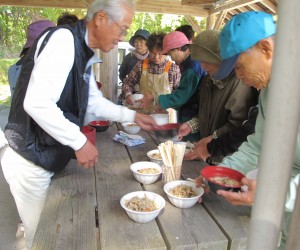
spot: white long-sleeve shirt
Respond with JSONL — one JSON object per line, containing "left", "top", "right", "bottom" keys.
{"left": 24, "top": 28, "right": 136, "bottom": 151}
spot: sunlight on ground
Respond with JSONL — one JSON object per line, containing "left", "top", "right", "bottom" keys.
{"left": 0, "top": 85, "right": 10, "bottom": 101}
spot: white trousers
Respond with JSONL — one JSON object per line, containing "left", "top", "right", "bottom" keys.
{"left": 1, "top": 146, "right": 53, "bottom": 249}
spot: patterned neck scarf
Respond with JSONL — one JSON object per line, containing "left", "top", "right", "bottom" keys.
{"left": 131, "top": 49, "right": 149, "bottom": 61}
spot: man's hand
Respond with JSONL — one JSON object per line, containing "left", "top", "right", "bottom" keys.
{"left": 140, "top": 93, "right": 154, "bottom": 108}
{"left": 217, "top": 177, "right": 256, "bottom": 206}
{"left": 187, "top": 136, "right": 213, "bottom": 161}
{"left": 178, "top": 123, "right": 191, "bottom": 141}
{"left": 134, "top": 113, "right": 158, "bottom": 130}
{"left": 184, "top": 149, "right": 200, "bottom": 160}
{"left": 75, "top": 140, "right": 98, "bottom": 168}
{"left": 195, "top": 175, "right": 210, "bottom": 193}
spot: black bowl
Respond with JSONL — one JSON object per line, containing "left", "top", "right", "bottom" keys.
{"left": 201, "top": 166, "right": 245, "bottom": 193}
{"left": 88, "top": 120, "right": 109, "bottom": 132}
{"left": 153, "top": 123, "right": 181, "bottom": 140}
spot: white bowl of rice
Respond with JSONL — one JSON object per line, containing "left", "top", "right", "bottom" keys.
{"left": 130, "top": 161, "right": 162, "bottom": 184}
{"left": 147, "top": 149, "right": 163, "bottom": 165}
{"left": 163, "top": 180, "right": 204, "bottom": 208}
{"left": 120, "top": 191, "right": 165, "bottom": 223}
{"left": 122, "top": 122, "right": 141, "bottom": 134}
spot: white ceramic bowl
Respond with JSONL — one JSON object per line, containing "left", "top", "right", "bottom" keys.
{"left": 131, "top": 93, "right": 144, "bottom": 101}
{"left": 150, "top": 114, "right": 169, "bottom": 125}
{"left": 120, "top": 191, "right": 165, "bottom": 223}
{"left": 130, "top": 161, "right": 162, "bottom": 184}
{"left": 147, "top": 149, "right": 163, "bottom": 165}
{"left": 122, "top": 122, "right": 141, "bottom": 134}
{"left": 163, "top": 180, "right": 204, "bottom": 208}
{"left": 131, "top": 94, "right": 144, "bottom": 108}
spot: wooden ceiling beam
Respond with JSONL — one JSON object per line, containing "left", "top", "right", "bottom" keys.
{"left": 226, "top": 13, "right": 233, "bottom": 20}
{"left": 228, "top": 9, "right": 239, "bottom": 15}
{"left": 237, "top": 6, "right": 249, "bottom": 12}
{"left": 0, "top": 0, "right": 277, "bottom": 18}
{"left": 260, "top": 0, "right": 277, "bottom": 13}
{"left": 184, "top": 15, "right": 202, "bottom": 33}
{"left": 210, "top": 0, "right": 260, "bottom": 14}
{"left": 213, "top": 10, "right": 227, "bottom": 30}
{"left": 0, "top": 0, "right": 209, "bottom": 17}
{"left": 181, "top": 0, "right": 215, "bottom": 5}
{"left": 248, "top": 3, "right": 264, "bottom": 11}
{"left": 135, "top": 0, "right": 209, "bottom": 17}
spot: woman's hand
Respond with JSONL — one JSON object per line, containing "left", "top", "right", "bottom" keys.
{"left": 184, "top": 148, "right": 200, "bottom": 160}
{"left": 217, "top": 177, "right": 256, "bottom": 206}
{"left": 194, "top": 175, "right": 210, "bottom": 204}
{"left": 140, "top": 93, "right": 154, "bottom": 108}
{"left": 178, "top": 123, "right": 191, "bottom": 141}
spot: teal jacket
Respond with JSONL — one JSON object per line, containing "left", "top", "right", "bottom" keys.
{"left": 158, "top": 55, "right": 206, "bottom": 142}
{"left": 158, "top": 55, "right": 206, "bottom": 124}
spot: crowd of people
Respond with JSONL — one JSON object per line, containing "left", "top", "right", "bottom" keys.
{"left": 1, "top": 0, "right": 298, "bottom": 249}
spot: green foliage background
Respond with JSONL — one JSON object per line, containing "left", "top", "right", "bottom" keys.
{"left": 0, "top": 6, "right": 205, "bottom": 93}
{"left": 0, "top": 7, "right": 87, "bottom": 58}
{"left": 0, "top": 7, "right": 205, "bottom": 59}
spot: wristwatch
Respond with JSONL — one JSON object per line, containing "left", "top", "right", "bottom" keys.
{"left": 212, "top": 130, "right": 218, "bottom": 139}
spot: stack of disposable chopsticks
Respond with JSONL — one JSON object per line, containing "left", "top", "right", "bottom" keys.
{"left": 158, "top": 141, "right": 186, "bottom": 181}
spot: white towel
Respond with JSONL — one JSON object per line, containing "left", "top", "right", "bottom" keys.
{"left": 113, "top": 131, "right": 145, "bottom": 147}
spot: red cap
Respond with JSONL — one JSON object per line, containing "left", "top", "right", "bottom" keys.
{"left": 161, "top": 31, "right": 191, "bottom": 54}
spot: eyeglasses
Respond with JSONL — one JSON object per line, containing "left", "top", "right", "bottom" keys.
{"left": 107, "top": 13, "right": 128, "bottom": 37}
{"left": 113, "top": 20, "right": 128, "bottom": 37}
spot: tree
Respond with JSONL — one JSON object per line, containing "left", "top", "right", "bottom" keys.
{"left": 0, "top": 6, "right": 203, "bottom": 58}
{"left": 0, "top": 6, "right": 85, "bottom": 58}
{"left": 125, "top": 12, "right": 204, "bottom": 40}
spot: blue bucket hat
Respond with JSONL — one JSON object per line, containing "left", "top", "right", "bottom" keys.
{"left": 215, "top": 11, "right": 276, "bottom": 80}
{"left": 129, "top": 29, "right": 150, "bottom": 47}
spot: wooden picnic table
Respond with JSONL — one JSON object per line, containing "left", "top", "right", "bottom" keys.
{"left": 32, "top": 122, "right": 251, "bottom": 250}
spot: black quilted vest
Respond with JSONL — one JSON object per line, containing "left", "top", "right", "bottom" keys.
{"left": 5, "top": 20, "right": 94, "bottom": 172}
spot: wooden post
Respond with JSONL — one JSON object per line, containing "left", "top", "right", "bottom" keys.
{"left": 247, "top": 0, "right": 300, "bottom": 248}
{"left": 206, "top": 14, "right": 216, "bottom": 30}
{"left": 94, "top": 47, "right": 118, "bottom": 103}
{"left": 286, "top": 183, "right": 300, "bottom": 249}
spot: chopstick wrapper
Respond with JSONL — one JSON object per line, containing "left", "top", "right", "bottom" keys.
{"left": 113, "top": 131, "right": 145, "bottom": 146}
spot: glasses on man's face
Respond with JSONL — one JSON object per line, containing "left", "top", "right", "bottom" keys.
{"left": 107, "top": 13, "right": 128, "bottom": 37}
{"left": 113, "top": 21, "right": 128, "bottom": 37}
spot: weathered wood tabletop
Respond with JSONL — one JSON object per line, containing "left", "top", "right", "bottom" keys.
{"left": 32, "top": 123, "right": 251, "bottom": 250}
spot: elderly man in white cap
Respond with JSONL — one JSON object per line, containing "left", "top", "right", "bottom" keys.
{"left": 195, "top": 11, "right": 300, "bottom": 249}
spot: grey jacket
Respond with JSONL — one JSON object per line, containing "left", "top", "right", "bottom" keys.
{"left": 197, "top": 71, "right": 258, "bottom": 138}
